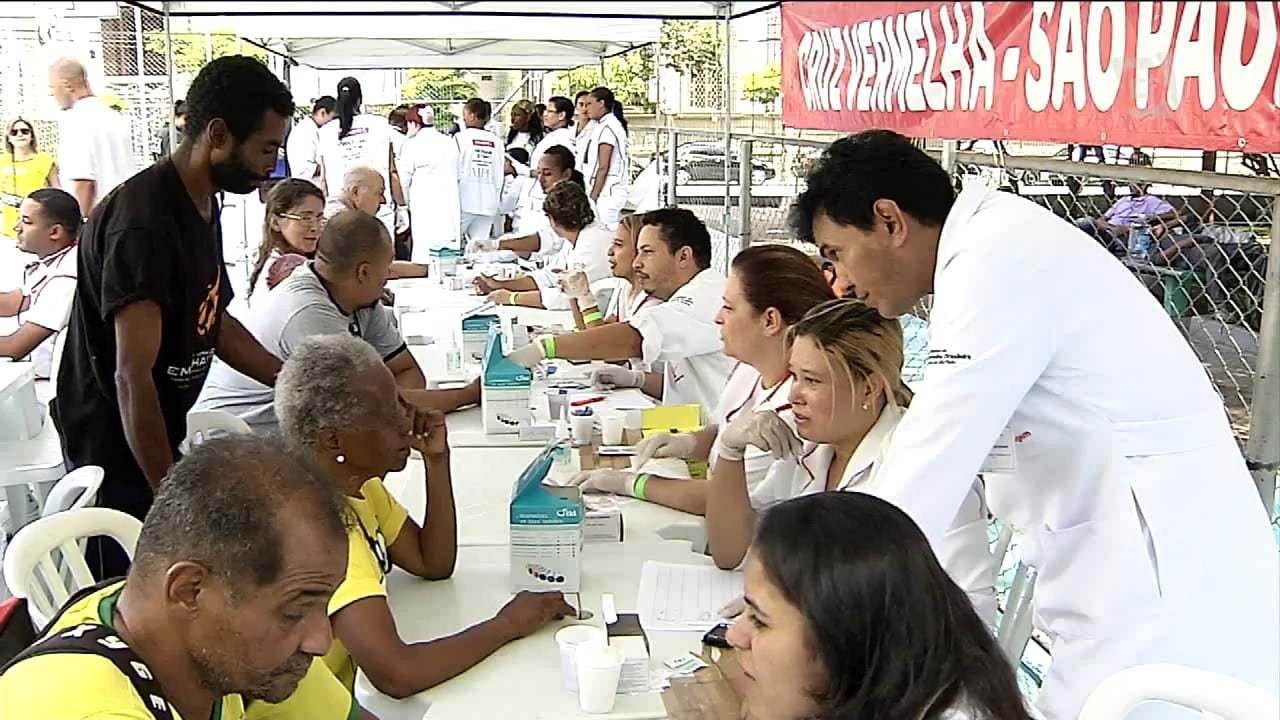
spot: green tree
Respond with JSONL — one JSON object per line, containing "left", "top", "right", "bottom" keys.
{"left": 553, "top": 47, "right": 655, "bottom": 111}
{"left": 660, "top": 20, "right": 724, "bottom": 79}
{"left": 742, "top": 62, "right": 781, "bottom": 110}
{"left": 142, "top": 31, "right": 266, "bottom": 77}
{"left": 401, "top": 69, "right": 479, "bottom": 127}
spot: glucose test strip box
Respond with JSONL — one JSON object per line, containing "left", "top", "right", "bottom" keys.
{"left": 481, "top": 325, "right": 532, "bottom": 435}
{"left": 510, "top": 443, "right": 584, "bottom": 593}
{"left": 460, "top": 310, "right": 500, "bottom": 363}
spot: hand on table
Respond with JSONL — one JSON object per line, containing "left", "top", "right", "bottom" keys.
{"left": 473, "top": 275, "right": 499, "bottom": 294}
{"left": 633, "top": 431, "right": 699, "bottom": 467}
{"left": 496, "top": 591, "right": 577, "bottom": 641}
{"left": 487, "top": 288, "right": 514, "bottom": 306}
{"left": 401, "top": 395, "right": 449, "bottom": 457}
{"left": 568, "top": 469, "right": 637, "bottom": 497}
{"left": 719, "top": 409, "right": 802, "bottom": 463}
{"left": 589, "top": 366, "right": 645, "bottom": 391}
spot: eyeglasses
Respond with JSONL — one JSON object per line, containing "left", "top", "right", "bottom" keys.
{"left": 277, "top": 212, "right": 322, "bottom": 227}
{"left": 9, "top": 128, "right": 31, "bottom": 137}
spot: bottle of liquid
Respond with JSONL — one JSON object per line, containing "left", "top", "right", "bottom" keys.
{"left": 553, "top": 416, "right": 573, "bottom": 473}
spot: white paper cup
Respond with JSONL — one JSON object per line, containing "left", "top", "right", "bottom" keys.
{"left": 546, "top": 390, "right": 569, "bottom": 421}
{"left": 623, "top": 409, "right": 643, "bottom": 431}
{"left": 576, "top": 643, "right": 626, "bottom": 713}
{"left": 570, "top": 412, "right": 595, "bottom": 446}
{"left": 556, "top": 625, "right": 606, "bottom": 692}
{"left": 600, "top": 410, "right": 626, "bottom": 446}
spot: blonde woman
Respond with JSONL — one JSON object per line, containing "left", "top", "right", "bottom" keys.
{"left": 707, "top": 299, "right": 999, "bottom": 622}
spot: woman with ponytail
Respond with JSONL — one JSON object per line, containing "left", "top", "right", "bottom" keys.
{"left": 581, "top": 86, "right": 629, "bottom": 230}
{"left": 703, "top": 298, "right": 999, "bottom": 624}
{"left": 316, "top": 76, "right": 406, "bottom": 237}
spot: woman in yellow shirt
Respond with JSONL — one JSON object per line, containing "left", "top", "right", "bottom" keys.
{"left": 2, "top": 118, "right": 58, "bottom": 241}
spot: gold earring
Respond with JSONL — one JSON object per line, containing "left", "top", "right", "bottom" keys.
{"left": 861, "top": 403, "right": 870, "bottom": 411}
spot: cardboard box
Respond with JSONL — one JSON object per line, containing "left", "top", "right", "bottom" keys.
{"left": 607, "top": 613, "right": 651, "bottom": 695}
{"left": 428, "top": 247, "right": 462, "bottom": 278}
{"left": 584, "top": 502, "right": 623, "bottom": 543}
{"left": 460, "top": 312, "right": 500, "bottom": 364}
{"left": 481, "top": 325, "right": 532, "bottom": 435}
{"left": 510, "top": 443, "right": 583, "bottom": 593}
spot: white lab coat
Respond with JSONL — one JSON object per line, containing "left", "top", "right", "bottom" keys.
{"left": 317, "top": 114, "right": 397, "bottom": 234}
{"left": 400, "top": 127, "right": 461, "bottom": 256}
{"left": 581, "top": 114, "right": 629, "bottom": 229}
{"left": 627, "top": 269, "right": 736, "bottom": 420}
{"left": 865, "top": 187, "right": 1280, "bottom": 720}
{"left": 529, "top": 223, "right": 613, "bottom": 310}
{"left": 705, "top": 363, "right": 799, "bottom": 497}
{"left": 530, "top": 127, "right": 575, "bottom": 170}
{"left": 285, "top": 118, "right": 322, "bottom": 181}
{"left": 455, "top": 127, "right": 504, "bottom": 216}
{"left": 754, "top": 404, "right": 999, "bottom": 624}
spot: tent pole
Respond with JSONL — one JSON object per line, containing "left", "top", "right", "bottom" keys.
{"left": 164, "top": 1, "right": 176, "bottom": 155}
{"left": 721, "top": 1, "right": 732, "bottom": 271}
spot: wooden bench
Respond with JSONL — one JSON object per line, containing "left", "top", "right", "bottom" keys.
{"left": 1120, "top": 257, "right": 1203, "bottom": 317}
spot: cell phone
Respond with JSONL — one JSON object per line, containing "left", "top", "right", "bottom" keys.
{"left": 702, "top": 623, "right": 732, "bottom": 649}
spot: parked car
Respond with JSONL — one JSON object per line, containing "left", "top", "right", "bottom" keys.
{"left": 676, "top": 141, "right": 776, "bottom": 185}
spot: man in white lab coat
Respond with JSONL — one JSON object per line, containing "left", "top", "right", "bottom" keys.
{"left": 506, "top": 207, "right": 734, "bottom": 419}
{"left": 789, "top": 130, "right": 1279, "bottom": 720}
{"left": 455, "top": 98, "right": 504, "bottom": 245}
{"left": 285, "top": 96, "right": 335, "bottom": 182}
{"left": 399, "top": 106, "right": 461, "bottom": 257}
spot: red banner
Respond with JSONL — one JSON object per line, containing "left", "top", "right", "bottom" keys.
{"left": 781, "top": 1, "right": 1280, "bottom": 151}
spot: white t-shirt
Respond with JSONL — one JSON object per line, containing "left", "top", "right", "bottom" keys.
{"left": 285, "top": 118, "right": 322, "bottom": 180}
{"left": 628, "top": 269, "right": 735, "bottom": 419}
{"left": 753, "top": 404, "right": 998, "bottom": 622}
{"left": 506, "top": 130, "right": 532, "bottom": 153}
{"left": 455, "top": 127, "right": 504, "bottom": 216}
{"left": 530, "top": 223, "right": 613, "bottom": 310}
{"left": 582, "top": 115, "right": 629, "bottom": 199}
{"left": 708, "top": 363, "right": 798, "bottom": 497}
{"left": 16, "top": 244, "right": 77, "bottom": 378}
{"left": 57, "top": 96, "right": 136, "bottom": 209}
{"left": 529, "top": 127, "right": 575, "bottom": 170}
{"left": 317, "top": 114, "right": 394, "bottom": 204}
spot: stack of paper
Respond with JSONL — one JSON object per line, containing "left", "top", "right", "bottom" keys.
{"left": 636, "top": 561, "right": 744, "bottom": 633}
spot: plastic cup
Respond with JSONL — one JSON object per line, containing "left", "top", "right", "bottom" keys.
{"left": 556, "top": 625, "right": 606, "bottom": 692}
{"left": 600, "top": 410, "right": 626, "bottom": 446}
{"left": 570, "top": 411, "right": 595, "bottom": 446}
{"left": 576, "top": 643, "right": 626, "bottom": 713}
{"left": 546, "top": 390, "right": 569, "bottom": 421}
{"left": 623, "top": 409, "right": 643, "bottom": 431}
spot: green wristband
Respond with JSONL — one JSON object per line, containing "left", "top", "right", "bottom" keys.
{"left": 540, "top": 335, "right": 557, "bottom": 360}
{"left": 583, "top": 310, "right": 604, "bottom": 324}
{"left": 509, "top": 292, "right": 520, "bottom": 306}
{"left": 633, "top": 473, "right": 650, "bottom": 500}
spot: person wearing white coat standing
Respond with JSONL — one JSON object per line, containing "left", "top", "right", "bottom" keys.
{"left": 790, "top": 130, "right": 1280, "bottom": 720}
{"left": 455, "top": 98, "right": 504, "bottom": 245}
{"left": 580, "top": 86, "right": 629, "bottom": 230}
{"left": 399, "top": 106, "right": 461, "bottom": 256}
{"left": 316, "top": 77, "right": 405, "bottom": 239}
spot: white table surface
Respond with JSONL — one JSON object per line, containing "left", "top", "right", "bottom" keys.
{"left": 357, "top": 541, "right": 720, "bottom": 720}
{"left": 0, "top": 362, "right": 35, "bottom": 402}
{"left": 382, "top": 447, "right": 705, "bottom": 549}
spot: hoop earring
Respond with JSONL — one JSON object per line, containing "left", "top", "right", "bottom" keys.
{"left": 336, "top": 454, "right": 345, "bottom": 464}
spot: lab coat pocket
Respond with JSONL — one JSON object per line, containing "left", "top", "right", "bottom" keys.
{"left": 1032, "top": 514, "right": 1162, "bottom": 642}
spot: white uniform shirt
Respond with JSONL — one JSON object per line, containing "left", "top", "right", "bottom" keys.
{"left": 754, "top": 403, "right": 998, "bottom": 622}
{"left": 573, "top": 120, "right": 596, "bottom": 169}
{"left": 605, "top": 282, "right": 656, "bottom": 324}
{"left": 17, "top": 244, "right": 77, "bottom": 378}
{"left": 866, "top": 186, "right": 1280, "bottom": 720}
{"left": 529, "top": 127, "right": 575, "bottom": 170}
{"left": 627, "top": 269, "right": 735, "bottom": 419}
{"left": 581, "top": 114, "right": 629, "bottom": 200}
{"left": 285, "top": 118, "right": 322, "bottom": 180}
{"left": 317, "top": 114, "right": 395, "bottom": 206}
{"left": 57, "top": 96, "right": 135, "bottom": 209}
{"left": 400, "top": 127, "right": 462, "bottom": 255}
{"left": 506, "top": 131, "right": 532, "bottom": 153}
{"left": 455, "top": 127, "right": 504, "bottom": 216}
{"left": 529, "top": 223, "right": 613, "bottom": 310}
{"left": 707, "top": 363, "right": 798, "bottom": 496}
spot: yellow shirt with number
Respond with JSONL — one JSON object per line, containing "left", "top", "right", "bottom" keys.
{"left": 0, "top": 581, "right": 361, "bottom": 720}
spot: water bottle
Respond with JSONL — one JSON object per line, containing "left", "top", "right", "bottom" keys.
{"left": 1128, "top": 223, "right": 1153, "bottom": 259}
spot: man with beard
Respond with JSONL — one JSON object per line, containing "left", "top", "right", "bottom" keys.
{"left": 0, "top": 436, "right": 377, "bottom": 720}
{"left": 54, "top": 56, "right": 291, "bottom": 579}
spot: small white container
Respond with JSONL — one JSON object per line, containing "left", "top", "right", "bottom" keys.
{"left": 599, "top": 410, "right": 626, "bottom": 446}
{"left": 555, "top": 625, "right": 606, "bottom": 692}
{"left": 576, "top": 643, "right": 626, "bottom": 713}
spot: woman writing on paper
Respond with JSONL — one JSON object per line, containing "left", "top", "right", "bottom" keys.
{"left": 566, "top": 245, "right": 834, "bottom": 517}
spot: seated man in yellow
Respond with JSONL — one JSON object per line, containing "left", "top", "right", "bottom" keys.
{"left": 0, "top": 435, "right": 373, "bottom": 720}
{"left": 272, "top": 333, "right": 575, "bottom": 700}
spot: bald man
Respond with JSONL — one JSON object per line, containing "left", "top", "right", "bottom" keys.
{"left": 48, "top": 57, "right": 136, "bottom": 214}
{"left": 327, "top": 165, "right": 427, "bottom": 278}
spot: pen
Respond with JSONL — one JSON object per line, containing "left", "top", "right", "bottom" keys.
{"left": 774, "top": 403, "right": 793, "bottom": 413}
{"left": 570, "top": 396, "right": 607, "bottom": 407}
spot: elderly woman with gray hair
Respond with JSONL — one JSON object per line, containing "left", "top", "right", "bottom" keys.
{"left": 271, "top": 333, "right": 575, "bottom": 704}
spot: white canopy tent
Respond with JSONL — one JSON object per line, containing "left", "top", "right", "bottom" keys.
{"left": 131, "top": 2, "right": 777, "bottom": 21}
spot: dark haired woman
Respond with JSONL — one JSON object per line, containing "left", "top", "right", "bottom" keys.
{"left": 581, "top": 86, "right": 629, "bottom": 230}
{"left": 530, "top": 95, "right": 576, "bottom": 171}
{"left": 316, "top": 76, "right": 405, "bottom": 239}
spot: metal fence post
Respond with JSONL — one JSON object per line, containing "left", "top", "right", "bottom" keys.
{"left": 1244, "top": 195, "right": 1280, "bottom": 518}
{"left": 666, "top": 127, "right": 679, "bottom": 207}
{"left": 736, "top": 138, "right": 753, "bottom": 257}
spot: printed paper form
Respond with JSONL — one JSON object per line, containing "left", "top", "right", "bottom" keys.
{"left": 636, "top": 561, "right": 744, "bottom": 632}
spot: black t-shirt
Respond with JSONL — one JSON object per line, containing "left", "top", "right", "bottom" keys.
{"left": 54, "top": 160, "right": 233, "bottom": 493}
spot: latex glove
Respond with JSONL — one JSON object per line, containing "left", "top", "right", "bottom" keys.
{"left": 557, "top": 270, "right": 593, "bottom": 303}
{"left": 467, "top": 236, "right": 498, "bottom": 254}
{"left": 590, "top": 366, "right": 645, "bottom": 391}
{"left": 394, "top": 207, "right": 410, "bottom": 234}
{"left": 506, "top": 338, "right": 548, "bottom": 369}
{"left": 487, "top": 288, "right": 514, "bottom": 306}
{"left": 568, "top": 469, "right": 637, "bottom": 497}
{"left": 633, "top": 431, "right": 700, "bottom": 468}
{"left": 719, "top": 409, "right": 802, "bottom": 462}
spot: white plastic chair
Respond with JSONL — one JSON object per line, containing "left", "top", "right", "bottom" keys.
{"left": 181, "top": 409, "right": 253, "bottom": 454}
{"left": 2, "top": 507, "right": 142, "bottom": 628}
{"left": 40, "top": 466, "right": 105, "bottom": 518}
{"left": 1079, "top": 664, "right": 1280, "bottom": 720}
